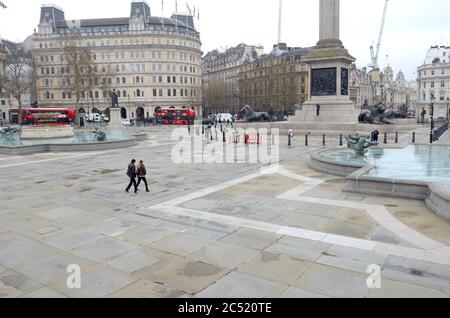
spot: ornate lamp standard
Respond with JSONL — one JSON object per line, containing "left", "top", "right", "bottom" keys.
{"left": 446, "top": 97, "right": 449, "bottom": 122}
{"left": 430, "top": 93, "right": 435, "bottom": 144}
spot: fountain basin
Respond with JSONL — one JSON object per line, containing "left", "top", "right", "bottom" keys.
{"left": 0, "top": 130, "right": 147, "bottom": 155}
{"left": 21, "top": 125, "right": 74, "bottom": 139}
{"left": 309, "top": 145, "right": 450, "bottom": 221}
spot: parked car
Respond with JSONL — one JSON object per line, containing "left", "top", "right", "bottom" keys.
{"left": 216, "top": 113, "right": 235, "bottom": 123}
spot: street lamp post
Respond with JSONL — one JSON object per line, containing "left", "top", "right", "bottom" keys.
{"left": 446, "top": 97, "right": 449, "bottom": 122}
{"left": 430, "top": 93, "right": 435, "bottom": 144}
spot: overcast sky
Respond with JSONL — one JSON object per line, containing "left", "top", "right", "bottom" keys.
{"left": 0, "top": 0, "right": 449, "bottom": 80}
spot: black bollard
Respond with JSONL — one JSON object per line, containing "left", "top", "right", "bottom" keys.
{"left": 384, "top": 133, "right": 387, "bottom": 144}
{"left": 430, "top": 132, "right": 433, "bottom": 144}
{"left": 412, "top": 132, "right": 416, "bottom": 144}
{"left": 339, "top": 134, "right": 343, "bottom": 146}
{"left": 220, "top": 124, "right": 223, "bottom": 132}
{"left": 305, "top": 134, "right": 309, "bottom": 146}
{"left": 188, "top": 125, "right": 191, "bottom": 135}
{"left": 257, "top": 133, "right": 260, "bottom": 145}
{"left": 395, "top": 132, "right": 399, "bottom": 144}
{"left": 322, "top": 134, "right": 326, "bottom": 146}
{"left": 223, "top": 131, "right": 226, "bottom": 143}
{"left": 202, "top": 126, "right": 205, "bottom": 135}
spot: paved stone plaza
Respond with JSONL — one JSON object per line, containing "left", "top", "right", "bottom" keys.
{"left": 0, "top": 126, "right": 449, "bottom": 298}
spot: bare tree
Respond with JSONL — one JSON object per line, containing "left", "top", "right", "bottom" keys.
{"left": 60, "top": 37, "right": 102, "bottom": 127}
{"left": 0, "top": 50, "right": 33, "bottom": 125}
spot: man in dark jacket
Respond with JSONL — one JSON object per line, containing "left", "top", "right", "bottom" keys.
{"left": 125, "top": 159, "right": 138, "bottom": 193}
{"left": 136, "top": 160, "right": 150, "bottom": 192}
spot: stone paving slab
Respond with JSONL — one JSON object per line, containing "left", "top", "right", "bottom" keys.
{"left": 0, "top": 241, "right": 59, "bottom": 269}
{"left": 71, "top": 238, "right": 139, "bottom": 263}
{"left": 150, "top": 233, "right": 213, "bottom": 257}
{"left": 41, "top": 229, "right": 104, "bottom": 251}
{"left": 107, "top": 279, "right": 187, "bottom": 298}
{"left": 238, "top": 252, "right": 314, "bottom": 285}
{"left": 190, "top": 242, "right": 260, "bottom": 270}
{"left": 219, "top": 228, "right": 282, "bottom": 251}
{"left": 265, "top": 237, "right": 331, "bottom": 262}
{"left": 294, "top": 264, "right": 370, "bottom": 298}
{"left": 194, "top": 272, "right": 287, "bottom": 298}
{"left": 148, "top": 258, "right": 228, "bottom": 295}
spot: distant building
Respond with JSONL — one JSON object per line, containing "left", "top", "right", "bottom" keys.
{"left": 0, "top": 40, "right": 33, "bottom": 124}
{"left": 202, "top": 43, "right": 264, "bottom": 115}
{"left": 349, "top": 64, "right": 372, "bottom": 108}
{"left": 239, "top": 43, "right": 310, "bottom": 115}
{"left": 417, "top": 45, "right": 450, "bottom": 119}
{"left": 382, "top": 66, "right": 408, "bottom": 108}
{"left": 33, "top": 2, "right": 202, "bottom": 120}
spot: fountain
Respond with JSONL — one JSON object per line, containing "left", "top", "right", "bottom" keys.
{"left": 308, "top": 145, "right": 450, "bottom": 221}
{"left": 345, "top": 134, "right": 378, "bottom": 155}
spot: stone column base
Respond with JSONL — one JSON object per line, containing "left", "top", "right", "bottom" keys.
{"left": 289, "top": 98, "right": 359, "bottom": 123}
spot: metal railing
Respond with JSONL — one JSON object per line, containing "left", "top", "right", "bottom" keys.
{"left": 433, "top": 121, "right": 449, "bottom": 142}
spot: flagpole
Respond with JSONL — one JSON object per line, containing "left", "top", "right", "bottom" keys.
{"left": 161, "top": 0, "right": 165, "bottom": 30}
{"left": 175, "top": 0, "right": 178, "bottom": 33}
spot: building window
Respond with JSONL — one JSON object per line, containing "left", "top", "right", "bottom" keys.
{"left": 153, "top": 89, "right": 157, "bottom": 97}
{"left": 123, "top": 90, "right": 127, "bottom": 97}
{"left": 431, "top": 82, "right": 435, "bottom": 88}
{"left": 168, "top": 89, "right": 171, "bottom": 97}
{"left": 441, "top": 81, "right": 445, "bottom": 88}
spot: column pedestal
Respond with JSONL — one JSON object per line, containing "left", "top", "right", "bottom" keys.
{"left": 109, "top": 108, "right": 122, "bottom": 130}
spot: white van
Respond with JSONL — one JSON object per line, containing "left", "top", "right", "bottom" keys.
{"left": 217, "top": 113, "right": 234, "bottom": 123}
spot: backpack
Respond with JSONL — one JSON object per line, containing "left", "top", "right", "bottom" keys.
{"left": 126, "top": 164, "right": 133, "bottom": 177}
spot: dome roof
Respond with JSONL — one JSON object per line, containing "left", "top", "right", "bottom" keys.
{"left": 384, "top": 65, "right": 393, "bottom": 75}
{"left": 396, "top": 70, "right": 405, "bottom": 81}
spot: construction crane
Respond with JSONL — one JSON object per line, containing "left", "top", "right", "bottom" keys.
{"left": 0, "top": 1, "right": 6, "bottom": 44}
{"left": 369, "top": 0, "right": 389, "bottom": 70}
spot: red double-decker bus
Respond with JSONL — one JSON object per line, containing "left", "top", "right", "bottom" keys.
{"left": 12, "top": 108, "right": 76, "bottom": 125}
{"left": 154, "top": 107, "right": 196, "bottom": 125}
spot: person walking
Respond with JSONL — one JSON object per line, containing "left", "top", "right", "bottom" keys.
{"left": 136, "top": 160, "right": 150, "bottom": 192}
{"left": 421, "top": 108, "right": 426, "bottom": 125}
{"left": 125, "top": 159, "right": 138, "bottom": 193}
{"left": 316, "top": 104, "right": 321, "bottom": 116}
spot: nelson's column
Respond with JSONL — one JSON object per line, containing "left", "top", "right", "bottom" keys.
{"left": 290, "top": 0, "right": 358, "bottom": 124}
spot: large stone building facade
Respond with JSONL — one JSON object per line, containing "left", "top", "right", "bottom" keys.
{"left": 349, "top": 65, "right": 372, "bottom": 108}
{"left": 239, "top": 44, "right": 310, "bottom": 116}
{"left": 33, "top": 2, "right": 202, "bottom": 120}
{"left": 349, "top": 63, "right": 417, "bottom": 113}
{"left": 202, "top": 43, "right": 263, "bottom": 115}
{"left": 417, "top": 45, "right": 450, "bottom": 120}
